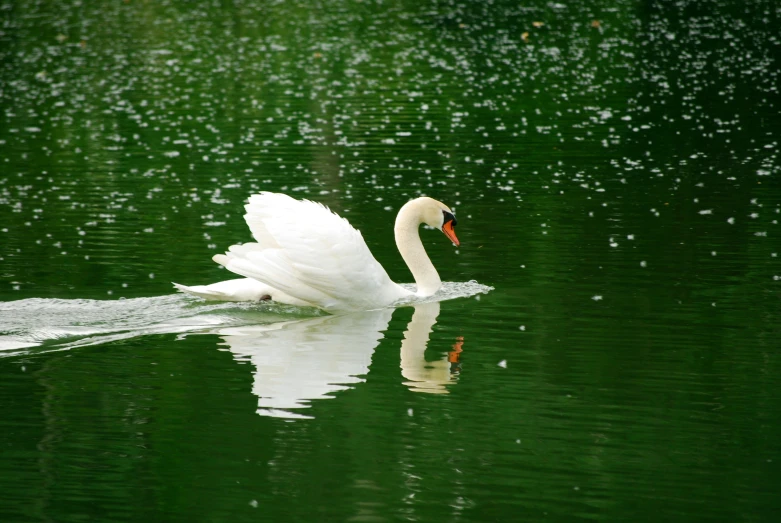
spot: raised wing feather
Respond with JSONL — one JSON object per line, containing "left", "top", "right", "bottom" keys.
{"left": 214, "top": 192, "right": 409, "bottom": 311}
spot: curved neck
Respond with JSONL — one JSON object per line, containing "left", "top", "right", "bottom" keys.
{"left": 394, "top": 201, "right": 441, "bottom": 297}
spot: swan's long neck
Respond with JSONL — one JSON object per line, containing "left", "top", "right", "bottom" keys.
{"left": 395, "top": 201, "right": 441, "bottom": 297}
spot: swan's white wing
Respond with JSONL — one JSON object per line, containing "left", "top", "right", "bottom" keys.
{"left": 214, "top": 192, "right": 409, "bottom": 311}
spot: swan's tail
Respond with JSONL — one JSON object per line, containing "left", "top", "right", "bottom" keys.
{"left": 173, "top": 278, "right": 271, "bottom": 302}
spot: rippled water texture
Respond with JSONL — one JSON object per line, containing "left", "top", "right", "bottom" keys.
{"left": 1, "top": 0, "right": 780, "bottom": 521}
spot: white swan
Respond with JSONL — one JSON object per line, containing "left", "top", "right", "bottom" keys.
{"left": 173, "top": 192, "right": 459, "bottom": 312}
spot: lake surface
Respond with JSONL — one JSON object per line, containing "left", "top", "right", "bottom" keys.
{"left": 1, "top": 0, "right": 780, "bottom": 521}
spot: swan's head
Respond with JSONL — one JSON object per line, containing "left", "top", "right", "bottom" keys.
{"left": 405, "top": 197, "right": 460, "bottom": 247}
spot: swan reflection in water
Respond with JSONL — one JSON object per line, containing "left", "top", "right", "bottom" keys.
{"left": 212, "top": 301, "right": 461, "bottom": 419}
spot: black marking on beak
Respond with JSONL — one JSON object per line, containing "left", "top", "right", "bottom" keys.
{"left": 443, "top": 210, "right": 457, "bottom": 227}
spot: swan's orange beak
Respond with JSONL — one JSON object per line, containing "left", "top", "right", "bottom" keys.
{"left": 443, "top": 220, "right": 460, "bottom": 246}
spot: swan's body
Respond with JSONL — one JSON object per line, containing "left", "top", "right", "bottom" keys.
{"left": 174, "top": 192, "right": 459, "bottom": 312}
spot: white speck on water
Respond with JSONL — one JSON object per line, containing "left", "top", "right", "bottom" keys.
{"left": 711, "top": 251, "right": 717, "bottom": 256}
{"left": 249, "top": 500, "right": 258, "bottom": 508}
{"left": 592, "top": 295, "right": 603, "bottom": 301}
{"left": 498, "top": 360, "right": 507, "bottom": 368}
{"left": 407, "top": 408, "right": 414, "bottom": 416}
{"left": 727, "top": 217, "right": 735, "bottom": 224}
{"left": 699, "top": 209, "right": 713, "bottom": 215}
{"left": 149, "top": 273, "right": 155, "bottom": 279}
{"left": 640, "top": 261, "right": 647, "bottom": 267}
{"left": 627, "top": 234, "right": 635, "bottom": 240}
{"left": 519, "top": 325, "right": 525, "bottom": 331}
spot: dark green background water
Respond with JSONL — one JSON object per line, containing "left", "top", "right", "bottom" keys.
{"left": 1, "top": 0, "right": 780, "bottom": 521}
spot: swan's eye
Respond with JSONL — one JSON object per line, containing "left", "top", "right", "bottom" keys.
{"left": 443, "top": 211, "right": 457, "bottom": 227}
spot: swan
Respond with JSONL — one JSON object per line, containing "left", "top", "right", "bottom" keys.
{"left": 173, "top": 192, "right": 460, "bottom": 312}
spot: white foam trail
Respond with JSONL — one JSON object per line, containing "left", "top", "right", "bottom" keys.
{"left": 0, "top": 281, "right": 492, "bottom": 358}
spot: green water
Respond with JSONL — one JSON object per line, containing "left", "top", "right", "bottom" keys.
{"left": 1, "top": 0, "right": 780, "bottom": 521}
